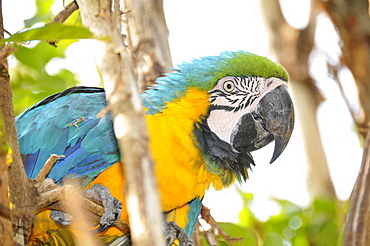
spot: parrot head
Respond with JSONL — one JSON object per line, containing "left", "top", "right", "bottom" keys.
{"left": 206, "top": 76, "right": 293, "bottom": 164}
{"left": 143, "top": 50, "right": 294, "bottom": 182}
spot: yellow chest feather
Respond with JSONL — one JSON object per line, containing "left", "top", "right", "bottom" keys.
{"left": 146, "top": 87, "right": 225, "bottom": 211}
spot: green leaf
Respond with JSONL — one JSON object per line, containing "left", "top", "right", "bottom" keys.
{"left": 2, "top": 24, "right": 93, "bottom": 44}
{"left": 218, "top": 223, "right": 258, "bottom": 246}
{"left": 14, "top": 42, "right": 58, "bottom": 71}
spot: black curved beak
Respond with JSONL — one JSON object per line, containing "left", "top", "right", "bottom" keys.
{"left": 231, "top": 85, "right": 294, "bottom": 163}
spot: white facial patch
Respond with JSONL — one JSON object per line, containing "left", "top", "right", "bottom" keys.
{"left": 207, "top": 107, "right": 249, "bottom": 143}
{"left": 206, "top": 76, "right": 287, "bottom": 144}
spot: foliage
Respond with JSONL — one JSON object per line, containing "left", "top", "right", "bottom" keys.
{"left": 199, "top": 191, "right": 346, "bottom": 246}
{"left": 8, "top": 0, "right": 88, "bottom": 115}
{"left": 10, "top": 40, "right": 79, "bottom": 115}
{"left": 2, "top": 24, "right": 93, "bottom": 44}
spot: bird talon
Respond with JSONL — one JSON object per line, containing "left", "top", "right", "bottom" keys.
{"left": 92, "top": 223, "right": 109, "bottom": 234}
{"left": 50, "top": 210, "right": 74, "bottom": 226}
{"left": 83, "top": 184, "right": 122, "bottom": 232}
{"left": 165, "top": 221, "right": 193, "bottom": 246}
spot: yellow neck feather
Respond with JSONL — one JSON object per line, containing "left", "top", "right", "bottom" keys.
{"left": 145, "top": 87, "right": 227, "bottom": 211}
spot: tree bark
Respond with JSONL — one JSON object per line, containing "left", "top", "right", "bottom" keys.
{"left": 260, "top": 0, "right": 337, "bottom": 199}
{"left": 123, "top": 0, "right": 172, "bottom": 91}
{"left": 0, "top": 116, "right": 13, "bottom": 245}
{"left": 0, "top": 3, "right": 14, "bottom": 241}
{"left": 0, "top": 3, "right": 13, "bottom": 238}
{"left": 317, "top": 0, "right": 370, "bottom": 243}
{"left": 344, "top": 126, "right": 370, "bottom": 245}
{"left": 319, "top": 0, "right": 370, "bottom": 139}
{"left": 0, "top": 0, "right": 36, "bottom": 244}
{"left": 76, "top": 0, "right": 165, "bottom": 245}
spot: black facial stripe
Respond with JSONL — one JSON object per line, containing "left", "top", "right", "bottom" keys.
{"left": 249, "top": 96, "right": 258, "bottom": 106}
{"left": 209, "top": 104, "right": 235, "bottom": 112}
{"left": 238, "top": 95, "right": 248, "bottom": 105}
{"left": 209, "top": 76, "right": 262, "bottom": 113}
{"left": 209, "top": 89, "right": 223, "bottom": 94}
{"left": 245, "top": 95, "right": 253, "bottom": 107}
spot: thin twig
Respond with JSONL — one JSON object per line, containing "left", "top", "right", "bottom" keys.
{"left": 344, "top": 125, "right": 370, "bottom": 245}
{"left": 203, "top": 230, "right": 218, "bottom": 246}
{"left": 34, "top": 154, "right": 65, "bottom": 182}
{"left": 192, "top": 224, "right": 202, "bottom": 246}
{"left": 49, "top": 1, "right": 79, "bottom": 24}
{"left": 48, "top": 1, "right": 80, "bottom": 46}
{"left": 96, "top": 105, "right": 111, "bottom": 118}
{"left": 201, "top": 205, "right": 244, "bottom": 244}
{"left": 328, "top": 62, "right": 363, "bottom": 133}
{"left": 3, "top": 29, "right": 11, "bottom": 37}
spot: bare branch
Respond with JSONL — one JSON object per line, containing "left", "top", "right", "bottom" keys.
{"left": 200, "top": 205, "right": 244, "bottom": 245}
{"left": 35, "top": 178, "right": 129, "bottom": 232}
{"left": 49, "top": 1, "right": 79, "bottom": 24}
{"left": 0, "top": 126, "right": 13, "bottom": 244}
{"left": 0, "top": 0, "right": 37, "bottom": 242}
{"left": 74, "top": 1, "right": 166, "bottom": 245}
{"left": 123, "top": 0, "right": 173, "bottom": 91}
{"left": 344, "top": 125, "right": 370, "bottom": 245}
{"left": 34, "top": 154, "right": 65, "bottom": 182}
{"left": 320, "top": 0, "right": 370, "bottom": 138}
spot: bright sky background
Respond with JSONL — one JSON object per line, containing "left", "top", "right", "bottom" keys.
{"left": 3, "top": 0, "right": 363, "bottom": 223}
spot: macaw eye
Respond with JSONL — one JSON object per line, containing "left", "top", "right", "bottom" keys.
{"left": 223, "top": 81, "right": 235, "bottom": 92}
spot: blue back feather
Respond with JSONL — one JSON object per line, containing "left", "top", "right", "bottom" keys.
{"left": 16, "top": 87, "right": 119, "bottom": 185}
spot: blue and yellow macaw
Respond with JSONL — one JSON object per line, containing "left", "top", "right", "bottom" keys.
{"left": 16, "top": 51, "right": 294, "bottom": 245}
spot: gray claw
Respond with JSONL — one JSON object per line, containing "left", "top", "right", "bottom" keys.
{"left": 165, "top": 221, "right": 193, "bottom": 246}
{"left": 83, "top": 184, "right": 122, "bottom": 232}
{"left": 50, "top": 210, "right": 74, "bottom": 226}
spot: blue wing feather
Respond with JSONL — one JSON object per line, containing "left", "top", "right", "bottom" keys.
{"left": 16, "top": 87, "right": 120, "bottom": 186}
{"left": 22, "top": 151, "right": 39, "bottom": 177}
{"left": 185, "top": 198, "right": 203, "bottom": 235}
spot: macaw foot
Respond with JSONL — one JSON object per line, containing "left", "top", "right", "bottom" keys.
{"left": 165, "top": 221, "right": 193, "bottom": 246}
{"left": 89, "top": 221, "right": 191, "bottom": 246}
{"left": 50, "top": 210, "right": 74, "bottom": 226}
{"left": 50, "top": 184, "right": 122, "bottom": 232}
{"left": 83, "top": 184, "right": 122, "bottom": 232}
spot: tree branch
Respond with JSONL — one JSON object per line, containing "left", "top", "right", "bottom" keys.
{"left": 0, "top": 0, "right": 38, "bottom": 244}
{"left": 76, "top": 0, "right": 165, "bottom": 245}
{"left": 34, "top": 154, "right": 65, "bottom": 181}
{"left": 344, "top": 125, "right": 370, "bottom": 245}
{"left": 319, "top": 0, "right": 370, "bottom": 138}
{"left": 200, "top": 205, "right": 243, "bottom": 245}
{"left": 123, "top": 0, "right": 173, "bottom": 91}
{"left": 35, "top": 178, "right": 129, "bottom": 232}
{"left": 0, "top": 118, "right": 13, "bottom": 245}
{"left": 49, "top": 1, "right": 79, "bottom": 24}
